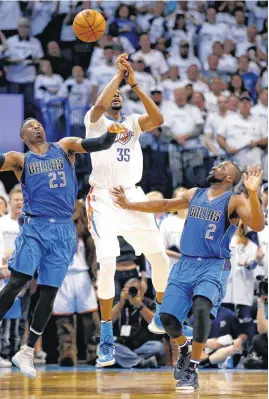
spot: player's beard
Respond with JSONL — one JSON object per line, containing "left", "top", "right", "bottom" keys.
{"left": 206, "top": 173, "right": 225, "bottom": 184}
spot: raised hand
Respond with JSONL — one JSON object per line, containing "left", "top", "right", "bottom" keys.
{"left": 110, "top": 186, "right": 129, "bottom": 209}
{"left": 116, "top": 53, "right": 129, "bottom": 73}
{"left": 121, "top": 60, "right": 137, "bottom": 87}
{"left": 243, "top": 165, "right": 263, "bottom": 193}
{"left": 107, "top": 123, "right": 128, "bottom": 135}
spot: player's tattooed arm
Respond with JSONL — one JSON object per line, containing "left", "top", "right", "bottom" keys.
{"left": 59, "top": 123, "right": 128, "bottom": 157}
{"left": 0, "top": 152, "right": 24, "bottom": 178}
{"left": 110, "top": 187, "right": 197, "bottom": 213}
{"left": 230, "top": 165, "right": 264, "bottom": 232}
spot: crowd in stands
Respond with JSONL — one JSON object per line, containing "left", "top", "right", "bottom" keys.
{"left": 0, "top": 0, "right": 268, "bottom": 371}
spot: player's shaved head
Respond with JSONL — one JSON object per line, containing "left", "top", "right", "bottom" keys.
{"left": 20, "top": 118, "right": 37, "bottom": 137}
{"left": 227, "top": 161, "right": 242, "bottom": 186}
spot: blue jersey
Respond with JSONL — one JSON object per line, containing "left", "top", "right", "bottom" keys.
{"left": 21, "top": 143, "right": 78, "bottom": 218}
{"left": 180, "top": 188, "right": 237, "bottom": 259}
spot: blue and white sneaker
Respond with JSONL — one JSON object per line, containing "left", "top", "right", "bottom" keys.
{"left": 176, "top": 367, "right": 199, "bottom": 391}
{"left": 97, "top": 337, "right": 116, "bottom": 367}
{"left": 148, "top": 302, "right": 165, "bottom": 334}
{"left": 174, "top": 342, "right": 192, "bottom": 380}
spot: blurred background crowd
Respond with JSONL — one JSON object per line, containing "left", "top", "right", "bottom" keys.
{"left": 0, "top": 0, "right": 268, "bottom": 372}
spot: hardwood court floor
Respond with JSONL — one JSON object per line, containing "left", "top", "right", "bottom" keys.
{"left": 0, "top": 366, "right": 267, "bottom": 399}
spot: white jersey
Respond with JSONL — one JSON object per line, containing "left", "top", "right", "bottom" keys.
{"left": 84, "top": 111, "right": 143, "bottom": 189}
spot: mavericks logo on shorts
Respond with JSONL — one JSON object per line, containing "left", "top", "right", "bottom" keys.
{"left": 115, "top": 131, "right": 134, "bottom": 145}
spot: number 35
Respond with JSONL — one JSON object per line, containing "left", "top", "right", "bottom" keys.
{"left": 117, "top": 148, "right": 130, "bottom": 162}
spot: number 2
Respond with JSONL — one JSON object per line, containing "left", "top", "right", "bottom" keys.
{"left": 205, "top": 224, "right": 216, "bottom": 240}
{"left": 117, "top": 148, "right": 130, "bottom": 162}
{"left": 48, "top": 171, "right": 67, "bottom": 188}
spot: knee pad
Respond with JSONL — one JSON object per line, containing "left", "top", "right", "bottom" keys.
{"left": 160, "top": 312, "right": 183, "bottom": 338}
{"left": 192, "top": 296, "right": 213, "bottom": 343}
{"left": 97, "top": 257, "right": 116, "bottom": 299}
{"left": 146, "top": 252, "right": 169, "bottom": 293}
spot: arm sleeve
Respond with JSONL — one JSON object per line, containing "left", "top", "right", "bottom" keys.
{"left": 81, "top": 131, "right": 117, "bottom": 152}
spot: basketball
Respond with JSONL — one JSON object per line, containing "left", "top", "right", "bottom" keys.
{"left": 72, "top": 9, "right": 106, "bottom": 43}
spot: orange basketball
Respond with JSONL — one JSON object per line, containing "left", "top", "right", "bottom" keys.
{"left": 73, "top": 9, "right": 106, "bottom": 43}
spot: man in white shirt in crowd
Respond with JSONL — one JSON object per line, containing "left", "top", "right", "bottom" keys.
{"left": 168, "top": 40, "right": 201, "bottom": 81}
{"left": 130, "top": 58, "right": 155, "bottom": 95}
{"left": 90, "top": 44, "right": 117, "bottom": 103}
{"left": 162, "top": 87, "right": 204, "bottom": 148}
{"left": 204, "top": 95, "right": 229, "bottom": 157}
{"left": 212, "top": 41, "right": 237, "bottom": 75}
{"left": 228, "top": 94, "right": 240, "bottom": 113}
{"left": 204, "top": 77, "right": 227, "bottom": 113}
{"left": 132, "top": 33, "right": 169, "bottom": 82}
{"left": 181, "top": 64, "right": 209, "bottom": 94}
{"left": 228, "top": 9, "right": 248, "bottom": 46}
{"left": 5, "top": 18, "right": 44, "bottom": 119}
{"left": 34, "top": 60, "right": 63, "bottom": 104}
{"left": 58, "top": 66, "right": 93, "bottom": 135}
{"left": 198, "top": 7, "right": 229, "bottom": 65}
{"left": 251, "top": 88, "right": 268, "bottom": 124}
{"left": 202, "top": 55, "right": 229, "bottom": 83}
{"left": 217, "top": 93, "right": 268, "bottom": 168}
{"left": 0, "top": 187, "right": 23, "bottom": 368}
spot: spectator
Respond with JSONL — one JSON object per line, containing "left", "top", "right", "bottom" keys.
{"left": 198, "top": 7, "right": 229, "bottom": 65}
{"left": 0, "top": 30, "right": 8, "bottom": 55}
{"left": 204, "top": 77, "right": 227, "bottom": 113}
{"left": 59, "top": 4, "right": 77, "bottom": 60}
{"left": 238, "top": 55, "right": 259, "bottom": 102}
{"left": 228, "top": 73, "right": 248, "bottom": 97}
{"left": 257, "top": 20, "right": 268, "bottom": 54}
{"left": 212, "top": 41, "right": 237, "bottom": 74}
{"left": 182, "top": 64, "right": 209, "bottom": 94}
{"left": 0, "top": 196, "right": 8, "bottom": 217}
{"left": 237, "top": 25, "right": 263, "bottom": 57}
{"left": 34, "top": 60, "right": 63, "bottom": 103}
{"left": 112, "top": 278, "right": 165, "bottom": 368}
{"left": 132, "top": 33, "right": 169, "bottom": 82}
{"left": 217, "top": 94, "right": 268, "bottom": 168}
{"left": 128, "top": 58, "right": 155, "bottom": 95}
{"left": 90, "top": 44, "right": 117, "bottom": 103}
{"left": 163, "top": 87, "right": 204, "bottom": 148}
{"left": 228, "top": 93, "right": 240, "bottom": 113}
{"left": 0, "top": 188, "right": 23, "bottom": 367}
{"left": 228, "top": 9, "right": 248, "bottom": 45}
{"left": 143, "top": 1, "right": 168, "bottom": 45}
{"left": 161, "top": 65, "right": 184, "bottom": 101}
{"left": 168, "top": 40, "right": 201, "bottom": 81}
{"left": 108, "top": 23, "right": 136, "bottom": 55}
{"left": 248, "top": 0, "right": 268, "bottom": 32}
{"left": 0, "top": 1, "right": 22, "bottom": 38}
{"left": 202, "top": 54, "right": 229, "bottom": 83}
{"left": 109, "top": 4, "right": 139, "bottom": 49}
{"left": 155, "top": 37, "right": 170, "bottom": 60}
{"left": 251, "top": 87, "right": 268, "bottom": 124}
{"left": 244, "top": 295, "right": 268, "bottom": 369}
{"left": 204, "top": 95, "right": 229, "bottom": 157}
{"left": 46, "top": 41, "right": 72, "bottom": 80}
{"left": 53, "top": 201, "right": 100, "bottom": 366}
{"left": 191, "top": 92, "right": 207, "bottom": 120}
{"left": 159, "top": 187, "right": 188, "bottom": 272}
{"left": 114, "top": 236, "right": 147, "bottom": 303}
{"left": 168, "top": 14, "right": 195, "bottom": 57}
{"left": 5, "top": 18, "right": 44, "bottom": 119}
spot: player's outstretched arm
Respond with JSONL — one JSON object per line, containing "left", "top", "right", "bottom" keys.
{"left": 0, "top": 152, "right": 24, "bottom": 177}
{"left": 123, "top": 62, "right": 164, "bottom": 132}
{"left": 231, "top": 165, "right": 264, "bottom": 232}
{"left": 110, "top": 186, "right": 197, "bottom": 213}
{"left": 59, "top": 123, "right": 128, "bottom": 154}
{"left": 90, "top": 54, "right": 128, "bottom": 123}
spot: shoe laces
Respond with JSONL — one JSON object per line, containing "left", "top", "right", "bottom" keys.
{"left": 181, "top": 367, "right": 193, "bottom": 382}
{"left": 100, "top": 335, "right": 115, "bottom": 356}
{"left": 176, "top": 352, "right": 188, "bottom": 369}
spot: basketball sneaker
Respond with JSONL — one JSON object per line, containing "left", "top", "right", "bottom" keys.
{"left": 12, "top": 344, "right": 36, "bottom": 379}
{"left": 97, "top": 338, "right": 116, "bottom": 367}
{"left": 176, "top": 367, "right": 199, "bottom": 391}
{"left": 148, "top": 302, "right": 165, "bottom": 334}
{"left": 174, "top": 342, "right": 192, "bottom": 380}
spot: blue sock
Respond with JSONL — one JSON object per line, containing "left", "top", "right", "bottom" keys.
{"left": 100, "top": 320, "right": 113, "bottom": 344}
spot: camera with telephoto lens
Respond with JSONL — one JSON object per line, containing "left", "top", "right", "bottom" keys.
{"left": 128, "top": 286, "right": 138, "bottom": 298}
{"left": 256, "top": 275, "right": 268, "bottom": 297}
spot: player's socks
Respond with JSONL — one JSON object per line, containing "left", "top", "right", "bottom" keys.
{"left": 97, "top": 320, "right": 115, "bottom": 367}
{"left": 148, "top": 301, "right": 165, "bottom": 334}
{"left": 26, "top": 327, "right": 42, "bottom": 348}
{"left": 12, "top": 344, "right": 36, "bottom": 379}
{"left": 173, "top": 340, "right": 192, "bottom": 380}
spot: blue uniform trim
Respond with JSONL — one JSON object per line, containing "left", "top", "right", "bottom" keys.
{"left": 91, "top": 213, "right": 100, "bottom": 238}
{"left": 105, "top": 114, "right": 126, "bottom": 123}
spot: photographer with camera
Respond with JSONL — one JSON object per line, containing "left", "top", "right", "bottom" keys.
{"left": 244, "top": 277, "right": 268, "bottom": 369}
{"left": 111, "top": 278, "right": 165, "bottom": 368}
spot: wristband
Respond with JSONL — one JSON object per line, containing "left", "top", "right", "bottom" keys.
{"left": 137, "top": 304, "right": 144, "bottom": 312}
{"left": 131, "top": 83, "right": 138, "bottom": 89}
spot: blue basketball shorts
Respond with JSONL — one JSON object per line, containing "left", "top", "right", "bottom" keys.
{"left": 8, "top": 215, "right": 77, "bottom": 288}
{"left": 160, "top": 255, "right": 231, "bottom": 323}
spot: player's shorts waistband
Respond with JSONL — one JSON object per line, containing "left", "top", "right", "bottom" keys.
{"left": 181, "top": 254, "right": 228, "bottom": 261}
{"left": 20, "top": 214, "right": 72, "bottom": 225}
